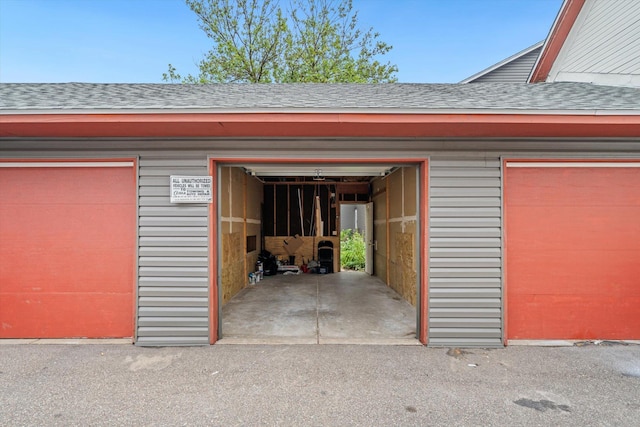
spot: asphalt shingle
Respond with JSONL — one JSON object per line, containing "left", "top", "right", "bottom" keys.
{"left": 0, "top": 82, "right": 639, "bottom": 112}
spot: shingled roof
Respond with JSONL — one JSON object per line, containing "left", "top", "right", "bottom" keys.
{"left": 1, "top": 82, "right": 639, "bottom": 113}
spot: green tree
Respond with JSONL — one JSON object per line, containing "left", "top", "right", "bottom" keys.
{"left": 164, "top": 0, "right": 397, "bottom": 83}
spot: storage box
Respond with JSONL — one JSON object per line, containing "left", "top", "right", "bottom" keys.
{"left": 283, "top": 234, "right": 304, "bottom": 255}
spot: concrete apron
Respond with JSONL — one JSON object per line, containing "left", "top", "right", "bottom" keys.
{"left": 219, "top": 271, "right": 420, "bottom": 345}
{"left": 0, "top": 271, "right": 418, "bottom": 347}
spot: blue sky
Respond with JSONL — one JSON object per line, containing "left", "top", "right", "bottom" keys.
{"left": 0, "top": 0, "right": 563, "bottom": 83}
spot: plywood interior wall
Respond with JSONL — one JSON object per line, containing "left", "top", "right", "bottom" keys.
{"left": 220, "top": 167, "right": 263, "bottom": 305}
{"left": 372, "top": 167, "right": 417, "bottom": 306}
{"left": 265, "top": 236, "right": 340, "bottom": 273}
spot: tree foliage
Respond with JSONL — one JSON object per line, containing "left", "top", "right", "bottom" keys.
{"left": 164, "top": 0, "right": 397, "bottom": 83}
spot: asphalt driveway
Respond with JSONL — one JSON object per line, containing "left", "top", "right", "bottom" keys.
{"left": 1, "top": 342, "right": 639, "bottom": 426}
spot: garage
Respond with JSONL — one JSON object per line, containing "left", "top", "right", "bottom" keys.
{"left": 505, "top": 161, "right": 640, "bottom": 341}
{"left": 213, "top": 161, "right": 426, "bottom": 343}
{"left": 0, "top": 161, "right": 136, "bottom": 339}
{"left": 2, "top": 80, "right": 638, "bottom": 347}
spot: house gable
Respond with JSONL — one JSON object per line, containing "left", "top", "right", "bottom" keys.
{"left": 461, "top": 42, "right": 543, "bottom": 83}
{"left": 531, "top": 0, "right": 640, "bottom": 87}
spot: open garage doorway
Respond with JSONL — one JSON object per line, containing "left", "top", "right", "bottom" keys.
{"left": 210, "top": 159, "right": 427, "bottom": 345}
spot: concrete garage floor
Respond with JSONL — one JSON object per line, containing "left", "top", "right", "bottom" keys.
{"left": 220, "top": 271, "right": 419, "bottom": 345}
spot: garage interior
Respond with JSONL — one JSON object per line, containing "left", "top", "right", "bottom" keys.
{"left": 217, "top": 163, "right": 420, "bottom": 344}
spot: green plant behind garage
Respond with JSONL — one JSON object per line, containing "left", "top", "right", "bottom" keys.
{"left": 340, "top": 229, "right": 365, "bottom": 271}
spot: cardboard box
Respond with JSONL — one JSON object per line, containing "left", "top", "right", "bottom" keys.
{"left": 283, "top": 234, "right": 304, "bottom": 255}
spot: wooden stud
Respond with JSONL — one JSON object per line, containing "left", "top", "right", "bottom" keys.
{"left": 287, "top": 185, "right": 290, "bottom": 236}
{"left": 243, "top": 172, "right": 248, "bottom": 290}
{"left": 209, "top": 160, "right": 219, "bottom": 344}
{"left": 386, "top": 174, "right": 390, "bottom": 285}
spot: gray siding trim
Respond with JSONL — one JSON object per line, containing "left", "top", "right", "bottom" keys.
{"left": 429, "top": 157, "right": 503, "bottom": 347}
{"left": 1, "top": 138, "right": 639, "bottom": 155}
{"left": 136, "top": 156, "right": 210, "bottom": 346}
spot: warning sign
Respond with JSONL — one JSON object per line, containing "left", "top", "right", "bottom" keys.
{"left": 170, "top": 176, "right": 213, "bottom": 203}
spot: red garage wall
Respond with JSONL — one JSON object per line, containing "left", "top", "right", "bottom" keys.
{"left": 505, "top": 162, "right": 640, "bottom": 340}
{"left": 0, "top": 162, "right": 136, "bottom": 338}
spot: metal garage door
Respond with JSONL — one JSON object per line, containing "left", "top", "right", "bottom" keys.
{"left": 505, "top": 161, "right": 640, "bottom": 340}
{"left": 0, "top": 161, "right": 136, "bottom": 338}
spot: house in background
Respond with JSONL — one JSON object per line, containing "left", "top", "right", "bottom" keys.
{"left": 460, "top": 41, "right": 543, "bottom": 83}
{"left": 1, "top": 0, "right": 638, "bottom": 347}
{"left": 464, "top": 0, "right": 640, "bottom": 87}
{"left": 530, "top": 0, "right": 640, "bottom": 86}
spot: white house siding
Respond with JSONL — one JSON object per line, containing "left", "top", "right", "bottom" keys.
{"left": 548, "top": 0, "right": 640, "bottom": 87}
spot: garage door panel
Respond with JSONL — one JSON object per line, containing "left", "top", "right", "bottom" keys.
{"left": 506, "top": 165, "right": 640, "bottom": 340}
{"left": 1, "top": 206, "right": 133, "bottom": 249}
{"left": 0, "top": 164, "right": 135, "bottom": 338}
{"left": 1, "top": 206, "right": 134, "bottom": 293}
{"left": 507, "top": 168, "right": 640, "bottom": 207}
{"left": 0, "top": 167, "right": 134, "bottom": 204}
{"left": 508, "top": 206, "right": 640, "bottom": 251}
{"left": 1, "top": 203, "right": 132, "bottom": 234}
{"left": 508, "top": 250, "right": 640, "bottom": 295}
{"left": 0, "top": 293, "right": 133, "bottom": 338}
{"left": 1, "top": 254, "right": 133, "bottom": 293}
{"left": 508, "top": 295, "right": 640, "bottom": 340}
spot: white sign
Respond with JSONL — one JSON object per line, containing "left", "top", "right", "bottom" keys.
{"left": 170, "top": 176, "right": 213, "bottom": 203}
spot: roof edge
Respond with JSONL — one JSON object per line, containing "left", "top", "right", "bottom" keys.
{"left": 2, "top": 108, "right": 639, "bottom": 116}
{"left": 529, "top": 0, "right": 586, "bottom": 83}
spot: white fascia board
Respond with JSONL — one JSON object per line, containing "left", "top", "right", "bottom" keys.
{"left": 545, "top": 0, "right": 595, "bottom": 82}
{"left": 527, "top": 0, "right": 574, "bottom": 83}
